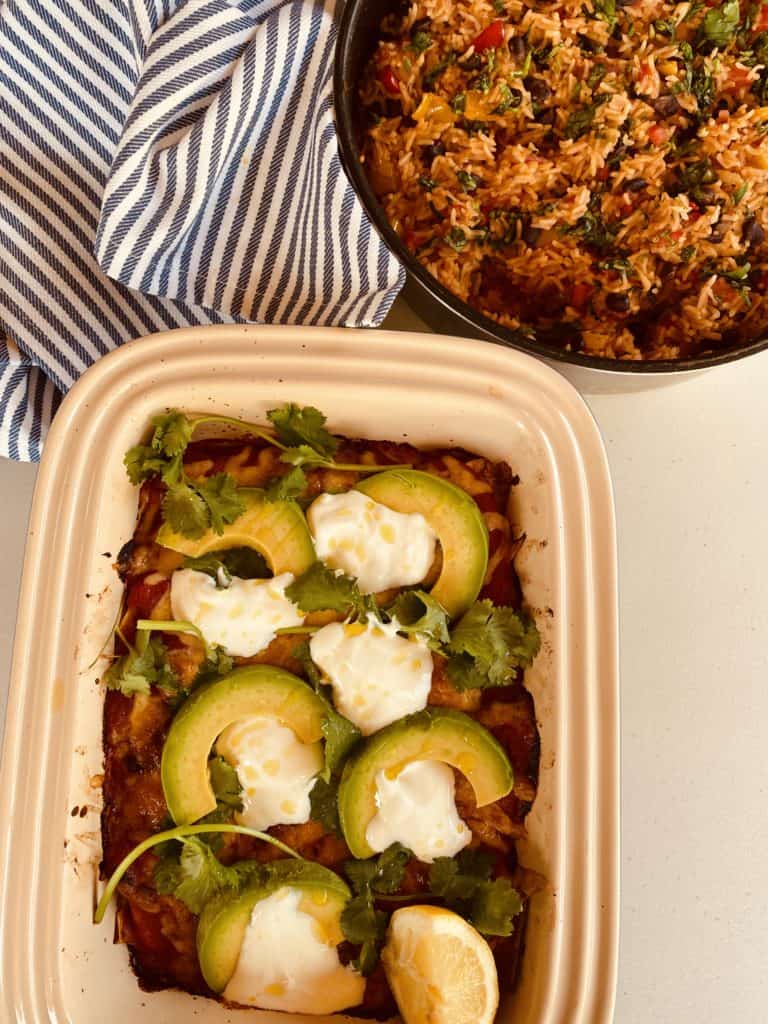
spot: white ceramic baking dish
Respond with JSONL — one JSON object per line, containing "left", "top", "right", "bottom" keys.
{"left": 0, "top": 325, "right": 619, "bottom": 1024}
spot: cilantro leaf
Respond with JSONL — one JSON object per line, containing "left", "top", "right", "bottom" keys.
{"left": 123, "top": 444, "right": 166, "bottom": 485}
{"left": 264, "top": 466, "right": 308, "bottom": 502}
{"left": 267, "top": 404, "right": 338, "bottom": 457}
{"left": 593, "top": 0, "right": 616, "bottom": 28}
{"left": 309, "top": 776, "right": 341, "bottom": 834}
{"left": 194, "top": 473, "right": 247, "bottom": 535}
{"left": 184, "top": 548, "right": 271, "bottom": 582}
{"left": 471, "top": 877, "right": 524, "bottom": 935}
{"left": 162, "top": 481, "right": 209, "bottom": 539}
{"left": 429, "top": 850, "right": 523, "bottom": 936}
{"left": 563, "top": 94, "right": 609, "bottom": 140}
{"left": 208, "top": 756, "right": 243, "bottom": 811}
{"left": 104, "top": 634, "right": 178, "bottom": 698}
{"left": 387, "top": 590, "right": 450, "bottom": 648}
{"left": 698, "top": 0, "right": 739, "bottom": 49}
{"left": 154, "top": 837, "right": 254, "bottom": 915}
{"left": 340, "top": 845, "right": 412, "bottom": 973}
{"left": 321, "top": 708, "right": 361, "bottom": 781}
{"left": 344, "top": 844, "right": 411, "bottom": 896}
{"left": 285, "top": 562, "right": 366, "bottom": 616}
{"left": 340, "top": 892, "right": 388, "bottom": 975}
{"left": 446, "top": 599, "right": 540, "bottom": 690}
{"left": 151, "top": 410, "right": 194, "bottom": 457}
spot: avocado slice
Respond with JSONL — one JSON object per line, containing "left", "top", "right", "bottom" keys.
{"left": 337, "top": 708, "right": 513, "bottom": 859}
{"left": 197, "top": 860, "right": 351, "bottom": 994}
{"left": 156, "top": 490, "right": 316, "bottom": 577}
{"left": 355, "top": 470, "right": 488, "bottom": 618}
{"left": 161, "top": 666, "right": 327, "bottom": 825}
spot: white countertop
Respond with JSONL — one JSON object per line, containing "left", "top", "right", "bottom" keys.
{"left": 2, "top": 301, "right": 767, "bottom": 1023}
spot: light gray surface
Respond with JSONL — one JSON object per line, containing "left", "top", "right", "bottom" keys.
{"left": 1, "top": 312, "right": 768, "bottom": 1023}
{"left": 0, "top": 458, "right": 37, "bottom": 744}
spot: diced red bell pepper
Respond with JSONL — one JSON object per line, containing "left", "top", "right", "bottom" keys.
{"left": 569, "top": 282, "right": 593, "bottom": 309}
{"left": 648, "top": 123, "right": 669, "bottom": 146}
{"left": 688, "top": 203, "right": 702, "bottom": 222}
{"left": 378, "top": 65, "right": 401, "bottom": 95}
{"left": 472, "top": 19, "right": 504, "bottom": 52}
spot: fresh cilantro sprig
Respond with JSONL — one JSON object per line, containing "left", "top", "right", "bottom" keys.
{"left": 341, "top": 844, "right": 411, "bottom": 974}
{"left": 386, "top": 590, "right": 450, "bottom": 649}
{"left": 429, "top": 849, "right": 523, "bottom": 936}
{"left": 697, "top": 0, "right": 739, "bottom": 49}
{"left": 154, "top": 836, "right": 263, "bottom": 914}
{"left": 267, "top": 404, "right": 338, "bottom": 456}
{"left": 105, "top": 619, "right": 232, "bottom": 699}
{"left": 285, "top": 562, "right": 377, "bottom": 619}
{"left": 125, "top": 411, "right": 247, "bottom": 540}
{"left": 263, "top": 466, "right": 308, "bottom": 502}
{"left": 184, "top": 547, "right": 271, "bottom": 584}
{"left": 445, "top": 599, "right": 540, "bottom": 691}
{"left": 125, "top": 406, "right": 411, "bottom": 537}
{"left": 94, "top": 823, "right": 301, "bottom": 924}
{"left": 104, "top": 630, "right": 177, "bottom": 698}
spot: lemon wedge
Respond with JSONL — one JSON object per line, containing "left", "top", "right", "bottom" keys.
{"left": 381, "top": 905, "right": 499, "bottom": 1024}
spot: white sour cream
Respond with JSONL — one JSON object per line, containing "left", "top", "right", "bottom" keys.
{"left": 170, "top": 569, "right": 303, "bottom": 656}
{"left": 307, "top": 490, "right": 437, "bottom": 594}
{"left": 223, "top": 886, "right": 365, "bottom": 1013}
{"left": 309, "top": 618, "right": 432, "bottom": 735}
{"left": 216, "top": 715, "right": 323, "bottom": 831}
{"left": 365, "top": 760, "right": 472, "bottom": 863}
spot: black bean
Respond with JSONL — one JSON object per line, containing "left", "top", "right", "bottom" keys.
{"left": 411, "top": 16, "right": 431, "bottom": 35}
{"left": 536, "top": 107, "right": 556, "bottom": 125}
{"left": 524, "top": 76, "right": 551, "bottom": 102}
{"left": 744, "top": 219, "right": 765, "bottom": 247}
{"left": 709, "top": 222, "right": 727, "bottom": 243}
{"left": 606, "top": 292, "right": 630, "bottom": 312}
{"left": 422, "top": 141, "right": 445, "bottom": 162}
{"left": 460, "top": 53, "right": 484, "bottom": 70}
{"left": 652, "top": 94, "right": 681, "bottom": 118}
{"left": 523, "top": 225, "right": 542, "bottom": 247}
{"left": 624, "top": 178, "right": 647, "bottom": 192}
{"left": 508, "top": 35, "right": 526, "bottom": 60}
{"left": 577, "top": 33, "right": 601, "bottom": 53}
{"left": 383, "top": 99, "right": 403, "bottom": 118}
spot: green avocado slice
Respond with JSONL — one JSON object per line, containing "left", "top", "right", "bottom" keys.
{"left": 197, "top": 860, "right": 351, "bottom": 994}
{"left": 337, "top": 707, "right": 513, "bottom": 859}
{"left": 355, "top": 469, "right": 489, "bottom": 619}
{"left": 156, "top": 490, "right": 316, "bottom": 576}
{"left": 161, "top": 666, "right": 327, "bottom": 825}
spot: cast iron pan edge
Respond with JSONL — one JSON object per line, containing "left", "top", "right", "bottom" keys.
{"left": 332, "top": 0, "right": 768, "bottom": 375}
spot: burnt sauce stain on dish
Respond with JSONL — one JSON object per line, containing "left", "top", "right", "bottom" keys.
{"left": 100, "top": 434, "right": 541, "bottom": 1018}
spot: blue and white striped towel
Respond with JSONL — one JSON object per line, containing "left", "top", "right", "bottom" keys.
{"left": 0, "top": 0, "right": 405, "bottom": 461}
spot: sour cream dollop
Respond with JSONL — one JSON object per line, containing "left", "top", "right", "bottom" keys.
{"left": 365, "top": 760, "right": 472, "bottom": 862}
{"left": 216, "top": 715, "right": 323, "bottom": 831}
{"left": 309, "top": 619, "right": 432, "bottom": 735}
{"left": 170, "top": 569, "right": 303, "bottom": 656}
{"left": 307, "top": 490, "right": 437, "bottom": 594}
{"left": 223, "top": 886, "right": 366, "bottom": 1013}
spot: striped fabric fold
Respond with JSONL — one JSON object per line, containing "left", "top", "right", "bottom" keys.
{"left": 0, "top": 0, "right": 404, "bottom": 461}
